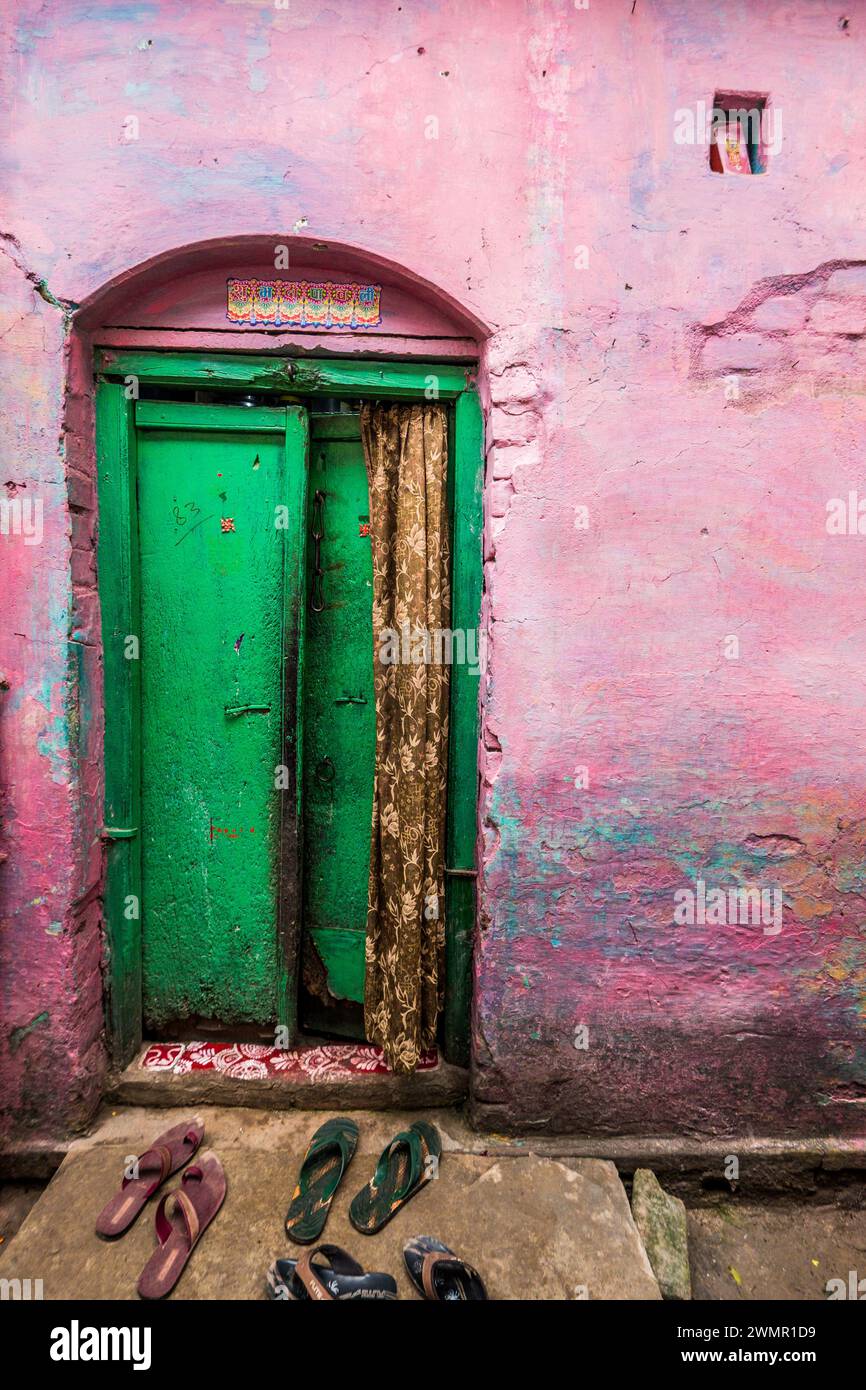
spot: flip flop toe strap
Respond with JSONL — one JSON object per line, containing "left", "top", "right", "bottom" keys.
{"left": 351, "top": 1129, "right": 428, "bottom": 1232}
{"left": 297, "top": 1135, "right": 344, "bottom": 1194}
{"left": 420, "top": 1252, "right": 480, "bottom": 1300}
{"left": 154, "top": 1185, "right": 201, "bottom": 1251}
{"left": 123, "top": 1143, "right": 172, "bottom": 1192}
{"left": 291, "top": 1124, "right": 355, "bottom": 1206}
{"left": 306, "top": 1123, "right": 352, "bottom": 1159}
{"left": 383, "top": 1129, "right": 424, "bottom": 1199}
{"left": 295, "top": 1245, "right": 364, "bottom": 1301}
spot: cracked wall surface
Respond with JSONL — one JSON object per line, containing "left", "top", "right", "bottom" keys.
{"left": 691, "top": 261, "right": 866, "bottom": 404}
{"left": 3, "top": 0, "right": 866, "bottom": 1145}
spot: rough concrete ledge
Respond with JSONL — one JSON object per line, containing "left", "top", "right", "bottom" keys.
{"left": 106, "top": 1049, "right": 468, "bottom": 1114}
{"left": 4, "top": 1111, "right": 865, "bottom": 1193}
{"left": 0, "top": 1141, "right": 70, "bottom": 1182}
{"left": 469, "top": 1133, "right": 866, "bottom": 1196}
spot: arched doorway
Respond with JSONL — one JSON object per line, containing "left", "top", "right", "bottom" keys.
{"left": 76, "top": 238, "right": 485, "bottom": 1074}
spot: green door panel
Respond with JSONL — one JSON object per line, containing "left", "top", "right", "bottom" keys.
{"left": 136, "top": 403, "right": 304, "bottom": 1030}
{"left": 301, "top": 415, "right": 375, "bottom": 1028}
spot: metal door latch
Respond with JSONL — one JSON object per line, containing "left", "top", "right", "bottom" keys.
{"left": 310, "top": 489, "right": 326, "bottom": 613}
{"left": 334, "top": 693, "right": 368, "bottom": 706}
{"left": 224, "top": 703, "right": 271, "bottom": 716}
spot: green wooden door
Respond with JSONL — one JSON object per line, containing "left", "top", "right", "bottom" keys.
{"left": 135, "top": 401, "right": 307, "bottom": 1032}
{"left": 300, "top": 414, "right": 376, "bottom": 1035}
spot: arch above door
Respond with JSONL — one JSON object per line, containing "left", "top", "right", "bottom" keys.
{"left": 75, "top": 234, "right": 488, "bottom": 362}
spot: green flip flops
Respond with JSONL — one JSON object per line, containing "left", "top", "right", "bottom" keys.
{"left": 349, "top": 1120, "right": 441, "bottom": 1235}
{"left": 285, "top": 1118, "right": 360, "bottom": 1245}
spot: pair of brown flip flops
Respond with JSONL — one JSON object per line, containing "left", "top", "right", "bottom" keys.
{"left": 94, "top": 1118, "right": 226, "bottom": 1299}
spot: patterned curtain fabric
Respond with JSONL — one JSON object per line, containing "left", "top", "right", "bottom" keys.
{"left": 359, "top": 402, "right": 451, "bottom": 1074}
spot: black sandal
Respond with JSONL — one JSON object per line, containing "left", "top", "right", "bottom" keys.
{"left": 404, "top": 1236, "right": 488, "bottom": 1300}
{"left": 266, "top": 1245, "right": 398, "bottom": 1301}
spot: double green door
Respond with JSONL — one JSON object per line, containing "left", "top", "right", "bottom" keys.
{"left": 136, "top": 400, "right": 372, "bottom": 1035}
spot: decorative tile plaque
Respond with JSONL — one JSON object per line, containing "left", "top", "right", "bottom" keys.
{"left": 227, "top": 279, "right": 382, "bottom": 328}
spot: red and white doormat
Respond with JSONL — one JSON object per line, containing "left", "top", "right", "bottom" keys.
{"left": 140, "top": 1041, "right": 438, "bottom": 1081}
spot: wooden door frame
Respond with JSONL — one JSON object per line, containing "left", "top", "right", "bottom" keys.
{"left": 95, "top": 350, "right": 483, "bottom": 1069}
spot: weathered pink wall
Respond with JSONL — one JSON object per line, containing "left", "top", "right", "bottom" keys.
{"left": 2, "top": 0, "right": 866, "bottom": 1146}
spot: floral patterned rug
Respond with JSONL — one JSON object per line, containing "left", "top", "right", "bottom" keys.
{"left": 140, "top": 1041, "right": 438, "bottom": 1081}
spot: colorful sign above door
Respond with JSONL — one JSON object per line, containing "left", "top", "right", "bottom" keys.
{"left": 227, "top": 279, "right": 382, "bottom": 328}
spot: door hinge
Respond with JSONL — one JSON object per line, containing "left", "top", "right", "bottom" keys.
{"left": 224, "top": 703, "right": 271, "bottom": 716}
{"left": 102, "top": 826, "right": 138, "bottom": 840}
{"left": 444, "top": 867, "right": 477, "bottom": 879}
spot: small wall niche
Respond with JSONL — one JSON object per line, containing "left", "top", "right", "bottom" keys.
{"left": 709, "top": 92, "right": 771, "bottom": 175}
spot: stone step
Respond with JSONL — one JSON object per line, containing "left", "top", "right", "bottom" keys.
{"left": 0, "top": 1105, "right": 660, "bottom": 1301}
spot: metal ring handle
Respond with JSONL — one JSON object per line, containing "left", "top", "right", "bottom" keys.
{"left": 314, "top": 756, "right": 335, "bottom": 785}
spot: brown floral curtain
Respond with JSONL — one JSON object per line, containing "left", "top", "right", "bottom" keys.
{"left": 359, "top": 402, "right": 450, "bottom": 1074}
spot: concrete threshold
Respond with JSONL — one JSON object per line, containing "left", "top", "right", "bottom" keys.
{"left": 105, "top": 1045, "right": 469, "bottom": 1114}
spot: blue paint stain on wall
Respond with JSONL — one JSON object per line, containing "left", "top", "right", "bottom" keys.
{"left": 136, "top": 147, "right": 302, "bottom": 204}
{"left": 17, "top": 2, "right": 162, "bottom": 62}
{"left": 14, "top": 21, "right": 51, "bottom": 54}
{"left": 71, "top": 2, "right": 161, "bottom": 21}
{"left": 629, "top": 150, "right": 668, "bottom": 232}
{"left": 36, "top": 679, "right": 70, "bottom": 786}
{"left": 247, "top": 33, "right": 271, "bottom": 94}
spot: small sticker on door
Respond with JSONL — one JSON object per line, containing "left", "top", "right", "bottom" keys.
{"left": 358, "top": 515, "right": 371, "bottom": 537}
{"left": 221, "top": 517, "right": 236, "bottom": 533}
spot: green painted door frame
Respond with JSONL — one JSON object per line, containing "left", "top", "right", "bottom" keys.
{"left": 95, "top": 350, "right": 483, "bottom": 1069}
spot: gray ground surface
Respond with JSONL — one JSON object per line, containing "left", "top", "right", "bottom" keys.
{"left": 3, "top": 1106, "right": 864, "bottom": 1300}
{"left": 688, "top": 1199, "right": 866, "bottom": 1301}
{"left": 0, "top": 1106, "right": 659, "bottom": 1300}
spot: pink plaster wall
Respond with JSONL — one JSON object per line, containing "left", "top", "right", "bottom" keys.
{"left": 3, "top": 0, "right": 866, "bottom": 1146}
